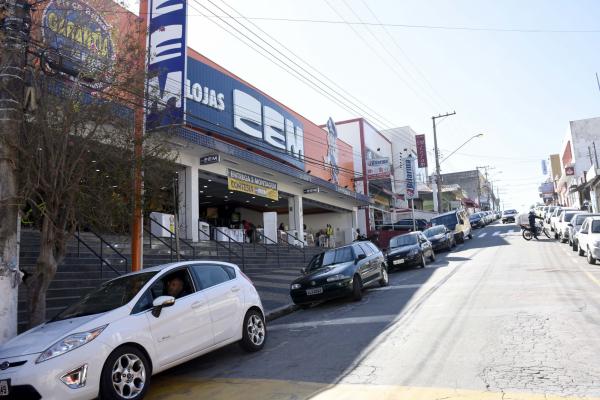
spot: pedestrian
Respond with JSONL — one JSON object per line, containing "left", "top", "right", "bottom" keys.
{"left": 326, "top": 224, "right": 334, "bottom": 247}
{"left": 278, "top": 222, "right": 285, "bottom": 231}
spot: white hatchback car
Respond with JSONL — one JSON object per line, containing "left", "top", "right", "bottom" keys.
{"left": 577, "top": 216, "right": 600, "bottom": 264}
{"left": 0, "top": 261, "right": 266, "bottom": 400}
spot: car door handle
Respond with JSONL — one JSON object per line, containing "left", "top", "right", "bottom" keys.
{"left": 191, "top": 301, "right": 205, "bottom": 309}
{"left": 231, "top": 286, "right": 241, "bottom": 293}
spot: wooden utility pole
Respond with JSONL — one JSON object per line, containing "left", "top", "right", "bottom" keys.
{"left": 432, "top": 111, "right": 456, "bottom": 213}
{"left": 0, "top": 0, "right": 29, "bottom": 343}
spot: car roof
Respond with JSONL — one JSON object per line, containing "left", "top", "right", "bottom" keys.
{"left": 125, "top": 260, "right": 240, "bottom": 275}
{"left": 584, "top": 216, "right": 600, "bottom": 221}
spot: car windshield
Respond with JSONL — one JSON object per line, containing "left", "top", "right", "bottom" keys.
{"left": 469, "top": 213, "right": 480, "bottom": 220}
{"left": 390, "top": 234, "right": 418, "bottom": 247}
{"left": 51, "top": 272, "right": 158, "bottom": 321}
{"left": 503, "top": 210, "right": 517, "bottom": 215}
{"left": 592, "top": 220, "right": 600, "bottom": 233}
{"left": 431, "top": 214, "right": 458, "bottom": 228}
{"left": 311, "top": 247, "right": 355, "bottom": 269}
{"left": 564, "top": 212, "right": 578, "bottom": 222}
{"left": 424, "top": 226, "right": 445, "bottom": 237}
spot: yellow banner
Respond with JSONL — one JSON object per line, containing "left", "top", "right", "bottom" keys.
{"left": 227, "top": 169, "right": 279, "bottom": 201}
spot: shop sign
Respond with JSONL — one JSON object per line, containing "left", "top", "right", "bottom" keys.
{"left": 415, "top": 134, "right": 428, "bottom": 168}
{"left": 41, "top": 0, "right": 116, "bottom": 89}
{"left": 405, "top": 155, "right": 416, "bottom": 199}
{"left": 200, "top": 154, "right": 220, "bottom": 165}
{"left": 186, "top": 58, "right": 304, "bottom": 169}
{"left": 227, "top": 169, "right": 278, "bottom": 200}
{"left": 565, "top": 166, "right": 575, "bottom": 176}
{"left": 539, "top": 182, "right": 554, "bottom": 194}
{"left": 367, "top": 158, "right": 391, "bottom": 180}
{"left": 145, "top": 0, "right": 187, "bottom": 130}
{"left": 541, "top": 159, "right": 548, "bottom": 176}
{"left": 325, "top": 117, "right": 340, "bottom": 184}
{"left": 303, "top": 187, "right": 320, "bottom": 194}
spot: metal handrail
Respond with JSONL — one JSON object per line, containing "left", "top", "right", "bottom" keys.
{"left": 197, "top": 227, "right": 244, "bottom": 270}
{"left": 211, "top": 226, "right": 246, "bottom": 271}
{"left": 253, "top": 231, "right": 280, "bottom": 266}
{"left": 276, "top": 230, "right": 306, "bottom": 265}
{"left": 73, "top": 231, "right": 121, "bottom": 279}
{"left": 147, "top": 217, "right": 196, "bottom": 259}
{"left": 144, "top": 226, "right": 185, "bottom": 262}
{"left": 85, "top": 228, "right": 129, "bottom": 272}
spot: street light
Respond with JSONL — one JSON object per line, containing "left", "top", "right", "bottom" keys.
{"left": 440, "top": 133, "right": 484, "bottom": 164}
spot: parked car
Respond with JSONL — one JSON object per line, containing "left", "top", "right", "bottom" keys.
{"left": 544, "top": 206, "right": 557, "bottom": 224}
{"left": 576, "top": 216, "right": 600, "bottom": 264}
{"left": 550, "top": 207, "right": 578, "bottom": 236}
{"left": 430, "top": 209, "right": 472, "bottom": 243}
{"left": 423, "top": 225, "right": 456, "bottom": 251}
{"left": 0, "top": 261, "right": 265, "bottom": 400}
{"left": 469, "top": 212, "right": 485, "bottom": 228}
{"left": 386, "top": 232, "right": 435, "bottom": 270}
{"left": 556, "top": 210, "right": 584, "bottom": 243}
{"left": 570, "top": 213, "right": 600, "bottom": 250}
{"left": 290, "top": 242, "right": 388, "bottom": 306}
{"left": 501, "top": 209, "right": 518, "bottom": 223}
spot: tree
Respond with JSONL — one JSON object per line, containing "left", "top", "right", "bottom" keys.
{"left": 0, "top": 3, "right": 178, "bottom": 328}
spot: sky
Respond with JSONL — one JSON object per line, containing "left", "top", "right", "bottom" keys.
{"left": 131, "top": 0, "right": 600, "bottom": 211}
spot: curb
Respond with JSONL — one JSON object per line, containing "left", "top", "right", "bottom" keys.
{"left": 265, "top": 303, "right": 299, "bottom": 322}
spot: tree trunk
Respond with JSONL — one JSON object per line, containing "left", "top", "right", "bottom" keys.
{"left": 0, "top": 215, "right": 21, "bottom": 344}
{"left": 27, "top": 216, "right": 63, "bottom": 328}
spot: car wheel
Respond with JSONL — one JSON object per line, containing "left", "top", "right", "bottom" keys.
{"left": 554, "top": 232, "right": 559, "bottom": 240}
{"left": 430, "top": 251, "right": 436, "bottom": 262}
{"left": 467, "top": 233, "right": 473, "bottom": 240}
{"left": 588, "top": 247, "right": 596, "bottom": 265}
{"left": 100, "top": 345, "right": 150, "bottom": 400}
{"left": 379, "top": 266, "right": 389, "bottom": 287}
{"left": 572, "top": 241, "right": 578, "bottom": 252}
{"left": 352, "top": 275, "right": 363, "bottom": 301}
{"left": 452, "top": 240, "right": 456, "bottom": 248}
{"left": 240, "top": 309, "right": 266, "bottom": 352}
{"left": 420, "top": 254, "right": 426, "bottom": 268}
{"left": 579, "top": 245, "right": 585, "bottom": 257}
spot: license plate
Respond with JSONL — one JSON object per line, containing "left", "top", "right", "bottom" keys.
{"left": 0, "top": 379, "right": 10, "bottom": 397}
{"left": 306, "top": 287, "right": 323, "bottom": 296}
{"left": 393, "top": 259, "right": 405, "bottom": 265}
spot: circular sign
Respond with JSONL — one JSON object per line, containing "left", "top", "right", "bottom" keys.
{"left": 42, "top": 0, "right": 116, "bottom": 89}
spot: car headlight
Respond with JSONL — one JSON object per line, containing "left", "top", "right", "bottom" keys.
{"left": 326, "top": 274, "right": 348, "bottom": 282}
{"left": 291, "top": 283, "right": 302, "bottom": 290}
{"left": 36, "top": 325, "right": 107, "bottom": 363}
{"left": 408, "top": 248, "right": 419, "bottom": 257}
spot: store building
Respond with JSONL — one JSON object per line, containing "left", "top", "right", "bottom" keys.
{"left": 172, "top": 50, "right": 370, "bottom": 247}
{"left": 438, "top": 170, "right": 492, "bottom": 210}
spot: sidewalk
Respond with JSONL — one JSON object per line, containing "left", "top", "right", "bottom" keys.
{"left": 243, "top": 264, "right": 302, "bottom": 320}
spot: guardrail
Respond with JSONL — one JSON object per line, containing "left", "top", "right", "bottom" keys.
{"left": 74, "top": 230, "right": 122, "bottom": 279}
{"left": 147, "top": 217, "right": 196, "bottom": 261}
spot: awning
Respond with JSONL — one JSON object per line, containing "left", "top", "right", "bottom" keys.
{"left": 584, "top": 175, "right": 600, "bottom": 190}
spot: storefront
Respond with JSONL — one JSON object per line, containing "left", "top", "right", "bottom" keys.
{"left": 172, "top": 51, "right": 369, "bottom": 247}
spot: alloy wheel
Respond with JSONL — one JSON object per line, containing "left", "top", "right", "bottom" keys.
{"left": 111, "top": 353, "right": 146, "bottom": 399}
{"left": 246, "top": 314, "right": 265, "bottom": 346}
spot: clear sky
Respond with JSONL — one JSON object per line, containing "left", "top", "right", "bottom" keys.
{"left": 131, "top": 0, "right": 600, "bottom": 211}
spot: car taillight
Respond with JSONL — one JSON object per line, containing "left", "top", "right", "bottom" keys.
{"left": 240, "top": 271, "right": 254, "bottom": 285}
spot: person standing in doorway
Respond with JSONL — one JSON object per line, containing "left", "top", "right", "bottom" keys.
{"left": 326, "top": 224, "right": 334, "bottom": 248}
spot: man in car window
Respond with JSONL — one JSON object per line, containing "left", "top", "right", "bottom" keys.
{"left": 165, "top": 276, "right": 187, "bottom": 298}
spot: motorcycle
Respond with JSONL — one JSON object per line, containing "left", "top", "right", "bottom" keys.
{"left": 520, "top": 222, "right": 550, "bottom": 241}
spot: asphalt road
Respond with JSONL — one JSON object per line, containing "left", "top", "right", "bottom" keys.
{"left": 145, "top": 222, "right": 600, "bottom": 400}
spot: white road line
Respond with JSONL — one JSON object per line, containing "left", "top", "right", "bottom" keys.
{"left": 269, "top": 314, "right": 397, "bottom": 331}
{"left": 493, "top": 231, "right": 501, "bottom": 236}
{"left": 370, "top": 283, "right": 424, "bottom": 291}
{"left": 479, "top": 232, "right": 488, "bottom": 238}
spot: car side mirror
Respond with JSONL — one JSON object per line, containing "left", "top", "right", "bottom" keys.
{"left": 151, "top": 295, "right": 175, "bottom": 318}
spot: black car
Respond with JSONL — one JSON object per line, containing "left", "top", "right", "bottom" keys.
{"left": 502, "top": 209, "right": 518, "bottom": 223}
{"left": 423, "top": 225, "right": 456, "bottom": 251}
{"left": 469, "top": 212, "right": 485, "bottom": 229}
{"left": 290, "top": 242, "right": 388, "bottom": 306}
{"left": 386, "top": 232, "right": 435, "bottom": 270}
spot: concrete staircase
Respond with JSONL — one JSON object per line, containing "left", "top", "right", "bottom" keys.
{"left": 17, "top": 229, "right": 324, "bottom": 332}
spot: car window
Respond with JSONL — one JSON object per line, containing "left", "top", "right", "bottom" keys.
{"left": 582, "top": 221, "right": 589, "bottom": 232}
{"left": 592, "top": 220, "right": 600, "bottom": 233}
{"left": 359, "top": 243, "right": 374, "bottom": 256}
{"left": 353, "top": 244, "right": 366, "bottom": 258}
{"left": 133, "top": 268, "right": 196, "bottom": 313}
{"left": 368, "top": 242, "right": 380, "bottom": 254}
{"left": 54, "top": 271, "right": 158, "bottom": 321}
{"left": 564, "top": 213, "right": 578, "bottom": 222}
{"left": 192, "top": 265, "right": 234, "bottom": 290}
{"left": 390, "top": 234, "right": 418, "bottom": 247}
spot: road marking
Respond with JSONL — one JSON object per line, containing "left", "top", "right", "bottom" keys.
{"left": 145, "top": 377, "right": 600, "bottom": 400}
{"left": 479, "top": 232, "right": 488, "bottom": 238}
{"left": 492, "top": 231, "right": 501, "bottom": 236}
{"left": 268, "top": 315, "right": 397, "bottom": 331}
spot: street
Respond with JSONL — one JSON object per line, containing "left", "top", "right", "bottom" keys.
{"left": 143, "top": 222, "right": 600, "bottom": 400}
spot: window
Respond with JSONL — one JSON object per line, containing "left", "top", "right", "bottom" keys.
{"left": 592, "top": 220, "right": 600, "bottom": 234}
{"left": 132, "top": 268, "right": 196, "bottom": 314}
{"left": 192, "top": 265, "right": 234, "bottom": 290}
{"left": 581, "top": 221, "right": 589, "bottom": 232}
{"left": 359, "top": 243, "right": 373, "bottom": 256}
{"left": 353, "top": 244, "right": 366, "bottom": 258}
{"left": 322, "top": 247, "right": 354, "bottom": 266}
{"left": 368, "top": 242, "right": 380, "bottom": 254}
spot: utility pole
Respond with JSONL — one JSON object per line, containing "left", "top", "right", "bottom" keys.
{"left": 476, "top": 165, "right": 495, "bottom": 210}
{"left": 0, "top": 0, "right": 30, "bottom": 344}
{"left": 432, "top": 111, "right": 456, "bottom": 213}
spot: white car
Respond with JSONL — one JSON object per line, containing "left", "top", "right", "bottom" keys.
{"left": 577, "top": 216, "right": 600, "bottom": 264}
{"left": 570, "top": 213, "right": 600, "bottom": 250}
{"left": 550, "top": 207, "right": 578, "bottom": 235}
{"left": 556, "top": 210, "right": 584, "bottom": 243}
{"left": 0, "top": 261, "right": 266, "bottom": 400}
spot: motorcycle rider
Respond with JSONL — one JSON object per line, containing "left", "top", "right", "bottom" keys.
{"left": 528, "top": 210, "right": 541, "bottom": 240}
